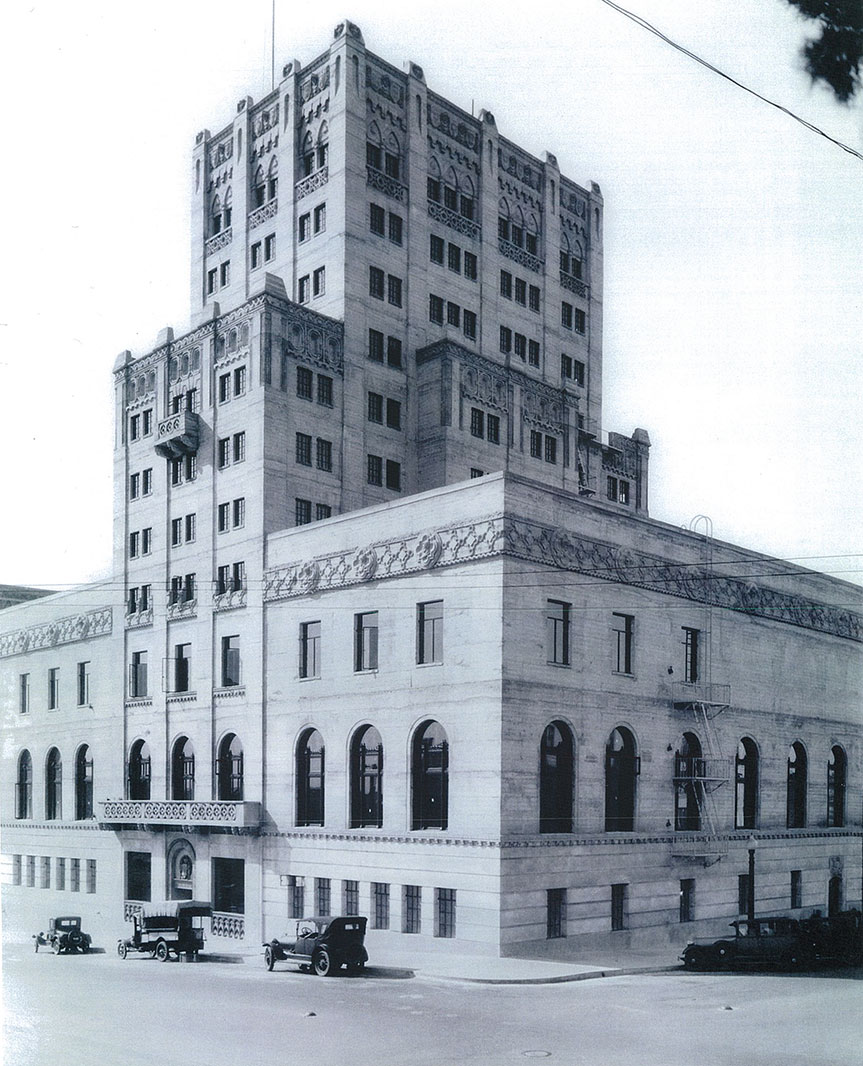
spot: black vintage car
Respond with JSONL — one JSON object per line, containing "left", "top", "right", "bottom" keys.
{"left": 33, "top": 916, "right": 92, "bottom": 955}
{"left": 118, "top": 900, "right": 212, "bottom": 961}
{"left": 264, "top": 916, "right": 368, "bottom": 976}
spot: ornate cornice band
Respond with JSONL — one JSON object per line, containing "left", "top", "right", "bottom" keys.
{"left": 0, "top": 607, "right": 113, "bottom": 659}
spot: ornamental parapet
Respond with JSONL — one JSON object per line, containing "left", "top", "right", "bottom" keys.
{"left": 560, "top": 271, "right": 588, "bottom": 299}
{"left": 248, "top": 200, "right": 277, "bottom": 229}
{"left": 214, "top": 588, "right": 247, "bottom": 611}
{"left": 155, "top": 410, "right": 199, "bottom": 458}
{"left": 366, "top": 167, "right": 407, "bottom": 202}
{"left": 499, "top": 238, "right": 543, "bottom": 274}
{"left": 295, "top": 167, "right": 328, "bottom": 200}
{"left": 125, "top": 607, "right": 153, "bottom": 630}
{"left": 427, "top": 200, "right": 481, "bottom": 241}
{"left": 205, "top": 229, "right": 232, "bottom": 257}
{"left": 98, "top": 799, "right": 261, "bottom": 831}
{"left": 211, "top": 912, "right": 245, "bottom": 938}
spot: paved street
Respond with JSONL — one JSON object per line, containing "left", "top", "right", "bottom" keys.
{"left": 3, "top": 943, "right": 861, "bottom": 1066}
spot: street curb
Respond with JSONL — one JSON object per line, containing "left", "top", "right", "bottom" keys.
{"left": 420, "top": 963, "right": 684, "bottom": 985}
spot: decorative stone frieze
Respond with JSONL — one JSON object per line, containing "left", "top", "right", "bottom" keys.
{"left": 205, "top": 229, "right": 232, "bottom": 257}
{"left": 427, "top": 199, "right": 481, "bottom": 240}
{"left": 560, "top": 272, "right": 588, "bottom": 299}
{"left": 0, "top": 607, "right": 112, "bottom": 659}
{"left": 248, "top": 200, "right": 277, "bottom": 229}
{"left": 366, "top": 167, "right": 407, "bottom": 202}
{"left": 498, "top": 238, "right": 542, "bottom": 274}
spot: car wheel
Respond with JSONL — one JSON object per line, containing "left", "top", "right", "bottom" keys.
{"left": 265, "top": 946, "right": 275, "bottom": 972}
{"left": 155, "top": 940, "right": 170, "bottom": 962}
{"left": 80, "top": 941, "right": 90, "bottom": 955}
{"left": 312, "top": 950, "right": 331, "bottom": 976}
{"left": 52, "top": 941, "right": 62, "bottom": 955}
{"left": 118, "top": 942, "right": 128, "bottom": 960}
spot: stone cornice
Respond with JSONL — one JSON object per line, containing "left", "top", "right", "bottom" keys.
{"left": 264, "top": 512, "right": 862, "bottom": 643}
{"left": 0, "top": 607, "right": 113, "bottom": 659}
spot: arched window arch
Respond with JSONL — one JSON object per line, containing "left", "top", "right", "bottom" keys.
{"left": 539, "top": 721, "right": 574, "bottom": 834}
{"left": 827, "top": 745, "right": 847, "bottom": 827}
{"left": 210, "top": 195, "right": 222, "bottom": 236}
{"left": 223, "top": 187, "right": 232, "bottom": 228}
{"left": 75, "top": 744, "right": 93, "bottom": 820}
{"left": 510, "top": 205, "right": 525, "bottom": 249}
{"left": 350, "top": 725, "right": 383, "bottom": 828}
{"left": 253, "top": 165, "right": 266, "bottom": 207}
{"left": 267, "top": 157, "right": 278, "bottom": 201}
{"left": 459, "top": 174, "right": 476, "bottom": 220}
{"left": 427, "top": 156, "right": 442, "bottom": 202}
{"left": 735, "top": 737, "right": 759, "bottom": 830}
{"left": 296, "top": 728, "right": 325, "bottom": 826}
{"left": 605, "top": 727, "right": 637, "bottom": 832}
{"left": 171, "top": 736, "right": 195, "bottom": 800}
{"left": 217, "top": 733, "right": 243, "bottom": 800}
{"left": 498, "top": 197, "right": 512, "bottom": 242}
{"left": 128, "top": 739, "right": 151, "bottom": 800}
{"left": 525, "top": 212, "right": 540, "bottom": 256}
{"left": 300, "top": 131, "right": 315, "bottom": 177}
{"left": 45, "top": 748, "right": 62, "bottom": 820}
{"left": 674, "top": 732, "right": 703, "bottom": 831}
{"left": 317, "top": 122, "right": 329, "bottom": 170}
{"left": 411, "top": 720, "right": 449, "bottom": 830}
{"left": 786, "top": 741, "right": 807, "bottom": 828}
{"left": 16, "top": 750, "right": 32, "bottom": 819}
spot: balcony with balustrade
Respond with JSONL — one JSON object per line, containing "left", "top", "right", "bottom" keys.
{"left": 155, "top": 410, "right": 199, "bottom": 458}
{"left": 98, "top": 798, "right": 261, "bottom": 833}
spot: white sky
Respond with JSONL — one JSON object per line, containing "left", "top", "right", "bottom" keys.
{"left": 1, "top": 0, "right": 861, "bottom": 592}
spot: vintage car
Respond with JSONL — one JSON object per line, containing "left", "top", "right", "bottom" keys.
{"left": 33, "top": 916, "right": 92, "bottom": 955}
{"left": 681, "top": 916, "right": 812, "bottom": 970}
{"left": 263, "top": 915, "right": 368, "bottom": 976}
{"left": 118, "top": 900, "right": 212, "bottom": 961}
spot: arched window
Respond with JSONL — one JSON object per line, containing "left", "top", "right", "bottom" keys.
{"left": 350, "top": 725, "right": 383, "bottom": 828}
{"left": 253, "top": 166, "right": 266, "bottom": 208}
{"left": 75, "top": 745, "right": 93, "bottom": 820}
{"left": 525, "top": 213, "right": 540, "bottom": 256}
{"left": 605, "top": 727, "right": 637, "bottom": 832}
{"left": 128, "top": 739, "right": 151, "bottom": 801}
{"left": 45, "top": 748, "right": 62, "bottom": 820}
{"left": 827, "top": 745, "right": 847, "bottom": 827}
{"left": 735, "top": 737, "right": 758, "bottom": 830}
{"left": 674, "top": 732, "right": 703, "bottom": 831}
{"left": 296, "top": 728, "right": 325, "bottom": 826}
{"left": 317, "top": 122, "right": 329, "bottom": 170}
{"left": 217, "top": 733, "right": 243, "bottom": 800}
{"left": 443, "top": 166, "right": 458, "bottom": 211}
{"left": 223, "top": 188, "right": 232, "bottom": 228}
{"left": 427, "top": 156, "right": 442, "bottom": 202}
{"left": 411, "top": 720, "right": 449, "bottom": 830}
{"left": 786, "top": 741, "right": 807, "bottom": 828}
{"left": 210, "top": 195, "right": 222, "bottom": 236}
{"left": 459, "top": 174, "right": 476, "bottom": 220}
{"left": 366, "top": 121, "right": 382, "bottom": 172}
{"left": 16, "top": 750, "right": 32, "bottom": 819}
{"left": 498, "top": 197, "right": 511, "bottom": 242}
{"left": 171, "top": 736, "right": 195, "bottom": 801}
{"left": 267, "top": 157, "right": 278, "bottom": 201}
{"left": 301, "top": 132, "right": 314, "bottom": 177}
{"left": 539, "top": 721, "right": 574, "bottom": 834}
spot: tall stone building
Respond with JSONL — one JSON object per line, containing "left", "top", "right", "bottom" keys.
{"left": 2, "top": 23, "right": 860, "bottom": 958}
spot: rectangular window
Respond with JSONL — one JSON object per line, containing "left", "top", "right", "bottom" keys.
{"left": 129, "top": 531, "right": 140, "bottom": 559}
{"left": 315, "top": 503, "right": 331, "bottom": 521}
{"left": 547, "top": 888, "right": 566, "bottom": 939}
{"left": 126, "top": 852, "right": 152, "bottom": 902}
{"left": 207, "top": 268, "right": 217, "bottom": 295}
{"left": 368, "top": 392, "right": 384, "bottom": 424}
{"left": 612, "top": 613, "right": 634, "bottom": 675}
{"left": 515, "top": 277, "right": 527, "bottom": 305}
{"left": 369, "top": 266, "right": 385, "bottom": 300}
{"left": 460, "top": 194, "right": 474, "bottom": 219}
{"left": 48, "top": 667, "right": 60, "bottom": 709}
{"left": 403, "top": 885, "right": 422, "bottom": 934}
{"left": 372, "top": 883, "right": 390, "bottom": 929}
{"left": 264, "top": 233, "right": 276, "bottom": 261}
{"left": 470, "top": 408, "right": 485, "bottom": 438}
{"left": 384, "top": 151, "right": 400, "bottom": 179}
{"left": 386, "top": 398, "right": 401, "bottom": 430}
{"left": 464, "top": 252, "right": 477, "bottom": 280}
{"left": 417, "top": 600, "right": 443, "bottom": 665}
{"left": 218, "top": 438, "right": 230, "bottom": 469}
{"left": 129, "top": 472, "right": 140, "bottom": 500}
{"left": 546, "top": 600, "right": 571, "bottom": 666}
{"left": 355, "top": 611, "right": 379, "bottom": 672}
{"left": 295, "top": 498, "right": 312, "bottom": 526}
{"left": 174, "top": 643, "right": 192, "bottom": 693}
{"left": 514, "top": 333, "right": 526, "bottom": 360}
{"left": 429, "top": 294, "right": 444, "bottom": 324}
{"left": 26, "top": 855, "right": 36, "bottom": 888}
{"left": 19, "top": 673, "right": 29, "bottom": 714}
{"left": 611, "top": 883, "right": 628, "bottom": 931}
{"left": 219, "top": 372, "right": 231, "bottom": 403}
{"left": 562, "top": 302, "right": 573, "bottom": 330}
{"left": 387, "top": 336, "right": 403, "bottom": 368}
{"left": 221, "top": 635, "right": 240, "bottom": 688}
{"left": 233, "top": 366, "right": 246, "bottom": 397}
{"left": 141, "top": 527, "right": 152, "bottom": 555}
{"left": 77, "top": 661, "right": 90, "bottom": 706}
{"left": 487, "top": 414, "right": 500, "bottom": 444}
{"left": 447, "top": 243, "right": 461, "bottom": 273}
{"left": 233, "top": 498, "right": 245, "bottom": 528}
{"left": 500, "top": 270, "right": 513, "bottom": 298}
{"left": 370, "top": 202, "right": 385, "bottom": 235}
{"left": 220, "top": 261, "right": 230, "bottom": 287}
{"left": 435, "top": 888, "right": 456, "bottom": 939}
{"left": 679, "top": 878, "right": 695, "bottom": 923}
{"left": 499, "top": 326, "right": 512, "bottom": 354}
{"left": 738, "top": 874, "right": 751, "bottom": 915}
{"left": 316, "top": 438, "right": 332, "bottom": 472}
{"left": 216, "top": 564, "right": 230, "bottom": 595}
{"left": 298, "top": 213, "right": 311, "bottom": 241}
{"left": 388, "top": 213, "right": 403, "bottom": 245}
{"left": 427, "top": 176, "right": 441, "bottom": 202}
{"left": 683, "top": 628, "right": 700, "bottom": 684}
{"left": 529, "top": 285, "right": 540, "bottom": 312}
{"left": 463, "top": 310, "right": 477, "bottom": 340}
{"left": 217, "top": 503, "right": 230, "bottom": 533}
{"left": 86, "top": 859, "right": 97, "bottom": 894}
{"left": 300, "top": 621, "right": 321, "bottom": 679}
{"left": 313, "top": 204, "right": 326, "bottom": 233}
{"left": 471, "top": 468, "right": 484, "bottom": 479}
{"left": 315, "top": 877, "right": 331, "bottom": 917}
{"left": 70, "top": 858, "right": 81, "bottom": 893}
{"left": 317, "top": 375, "right": 333, "bottom": 407}
{"left": 573, "top": 359, "right": 585, "bottom": 387}
{"left": 343, "top": 880, "right": 360, "bottom": 916}
{"left": 446, "top": 302, "right": 460, "bottom": 327}
{"left": 141, "top": 410, "right": 152, "bottom": 435}
{"left": 56, "top": 857, "right": 65, "bottom": 891}
{"left": 296, "top": 366, "right": 313, "bottom": 400}
{"left": 528, "top": 340, "right": 541, "bottom": 368}
{"left": 130, "top": 651, "right": 148, "bottom": 698}
{"left": 791, "top": 870, "right": 803, "bottom": 909}
{"left": 212, "top": 857, "right": 245, "bottom": 915}
{"left": 288, "top": 876, "right": 305, "bottom": 919}
{"left": 142, "top": 468, "right": 152, "bottom": 495}
{"left": 130, "top": 414, "right": 140, "bottom": 441}
{"left": 185, "top": 514, "right": 196, "bottom": 543}
{"left": 298, "top": 275, "right": 310, "bottom": 303}
{"left": 574, "top": 308, "right": 586, "bottom": 334}
{"left": 430, "top": 234, "right": 445, "bottom": 264}
{"left": 296, "top": 432, "right": 312, "bottom": 466}
{"left": 313, "top": 266, "right": 326, "bottom": 297}
{"left": 544, "top": 436, "right": 557, "bottom": 464}
{"left": 385, "top": 459, "right": 401, "bottom": 491}
{"left": 367, "top": 454, "right": 383, "bottom": 486}
{"left": 171, "top": 517, "right": 182, "bottom": 547}
{"left": 12, "top": 855, "right": 21, "bottom": 886}
{"left": 530, "top": 430, "right": 543, "bottom": 459}
{"left": 368, "top": 328, "right": 384, "bottom": 362}
{"left": 41, "top": 856, "right": 51, "bottom": 889}
{"left": 387, "top": 275, "right": 402, "bottom": 307}
{"left": 233, "top": 432, "right": 245, "bottom": 464}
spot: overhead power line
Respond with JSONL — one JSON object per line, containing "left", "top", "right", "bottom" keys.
{"left": 598, "top": 0, "right": 863, "bottom": 163}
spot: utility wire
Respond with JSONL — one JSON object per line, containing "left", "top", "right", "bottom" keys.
{"left": 598, "top": 0, "right": 863, "bottom": 163}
